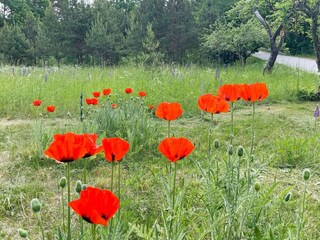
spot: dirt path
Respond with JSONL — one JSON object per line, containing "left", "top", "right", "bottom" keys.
{"left": 253, "top": 51, "right": 318, "bottom": 73}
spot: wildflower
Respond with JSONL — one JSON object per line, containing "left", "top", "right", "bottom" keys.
{"left": 102, "top": 138, "right": 130, "bottom": 162}
{"left": 139, "top": 91, "right": 147, "bottom": 97}
{"left": 198, "top": 94, "right": 229, "bottom": 114}
{"left": 46, "top": 105, "right": 55, "bottom": 112}
{"left": 103, "top": 88, "right": 111, "bottom": 96}
{"left": 158, "top": 137, "right": 195, "bottom": 162}
{"left": 155, "top": 102, "right": 183, "bottom": 121}
{"left": 125, "top": 88, "right": 133, "bottom": 94}
{"left": 33, "top": 99, "right": 42, "bottom": 106}
{"left": 93, "top": 92, "right": 101, "bottom": 98}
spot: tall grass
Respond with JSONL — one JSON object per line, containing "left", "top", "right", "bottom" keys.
{"left": 0, "top": 59, "right": 317, "bottom": 119}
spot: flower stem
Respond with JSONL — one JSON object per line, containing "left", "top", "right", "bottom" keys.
{"left": 248, "top": 102, "right": 255, "bottom": 189}
{"left": 92, "top": 224, "right": 96, "bottom": 240}
{"left": 67, "top": 163, "right": 71, "bottom": 240}
{"left": 111, "top": 162, "right": 115, "bottom": 192}
{"left": 170, "top": 162, "right": 177, "bottom": 239}
{"left": 117, "top": 162, "right": 121, "bottom": 220}
{"left": 62, "top": 189, "right": 65, "bottom": 231}
{"left": 231, "top": 102, "right": 234, "bottom": 144}
{"left": 38, "top": 213, "right": 45, "bottom": 240}
{"left": 168, "top": 120, "right": 171, "bottom": 137}
{"left": 83, "top": 158, "right": 87, "bottom": 184}
{"left": 297, "top": 180, "right": 307, "bottom": 240}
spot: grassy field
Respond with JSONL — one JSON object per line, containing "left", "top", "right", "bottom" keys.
{"left": 1, "top": 59, "right": 320, "bottom": 239}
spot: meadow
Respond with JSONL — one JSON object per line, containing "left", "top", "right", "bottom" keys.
{"left": 0, "top": 58, "right": 320, "bottom": 239}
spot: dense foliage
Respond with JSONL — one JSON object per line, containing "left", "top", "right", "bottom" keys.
{"left": 0, "top": 0, "right": 316, "bottom": 66}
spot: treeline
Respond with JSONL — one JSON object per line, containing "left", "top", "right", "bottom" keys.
{"left": 0, "top": 0, "right": 315, "bottom": 66}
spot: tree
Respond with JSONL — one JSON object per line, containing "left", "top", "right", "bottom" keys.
{"left": 294, "top": 0, "right": 320, "bottom": 72}
{"left": 86, "top": 1, "right": 125, "bottom": 65}
{"left": 0, "top": 24, "right": 29, "bottom": 65}
{"left": 164, "top": 0, "right": 199, "bottom": 62}
{"left": 203, "top": 20, "right": 267, "bottom": 65}
{"left": 138, "top": 23, "right": 164, "bottom": 65}
{"left": 228, "top": 0, "right": 295, "bottom": 74}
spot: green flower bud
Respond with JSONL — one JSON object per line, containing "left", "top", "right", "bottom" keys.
{"left": 75, "top": 180, "right": 82, "bottom": 194}
{"left": 18, "top": 228, "right": 28, "bottom": 238}
{"left": 228, "top": 145, "right": 233, "bottom": 156}
{"left": 82, "top": 184, "right": 87, "bottom": 190}
{"left": 213, "top": 139, "right": 220, "bottom": 149}
{"left": 237, "top": 146, "right": 244, "bottom": 157}
{"left": 31, "top": 198, "right": 41, "bottom": 213}
{"left": 284, "top": 192, "right": 292, "bottom": 202}
{"left": 303, "top": 169, "right": 311, "bottom": 181}
{"left": 59, "top": 177, "right": 67, "bottom": 188}
{"left": 254, "top": 182, "right": 261, "bottom": 192}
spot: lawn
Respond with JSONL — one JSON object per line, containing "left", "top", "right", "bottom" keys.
{"left": 1, "top": 59, "right": 320, "bottom": 239}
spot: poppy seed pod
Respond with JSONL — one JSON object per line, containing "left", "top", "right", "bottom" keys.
{"left": 228, "top": 145, "right": 233, "bottom": 156}
{"left": 18, "top": 228, "right": 28, "bottom": 238}
{"left": 31, "top": 198, "right": 41, "bottom": 213}
{"left": 237, "top": 146, "right": 244, "bottom": 157}
{"left": 303, "top": 169, "right": 311, "bottom": 181}
{"left": 214, "top": 139, "right": 220, "bottom": 149}
{"left": 284, "top": 192, "right": 292, "bottom": 202}
{"left": 254, "top": 182, "right": 261, "bottom": 192}
{"left": 59, "top": 177, "right": 67, "bottom": 188}
{"left": 75, "top": 180, "right": 82, "bottom": 194}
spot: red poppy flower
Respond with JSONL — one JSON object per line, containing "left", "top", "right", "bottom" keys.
{"left": 111, "top": 103, "right": 117, "bottom": 109}
{"left": 102, "top": 138, "right": 130, "bottom": 162}
{"left": 138, "top": 91, "right": 147, "bottom": 97}
{"left": 83, "top": 134, "right": 103, "bottom": 158}
{"left": 46, "top": 105, "right": 55, "bottom": 112}
{"left": 158, "top": 137, "right": 195, "bottom": 162}
{"left": 93, "top": 92, "right": 101, "bottom": 98}
{"left": 125, "top": 88, "right": 133, "bottom": 94}
{"left": 198, "top": 94, "right": 229, "bottom": 114}
{"left": 33, "top": 99, "right": 42, "bottom": 106}
{"left": 44, "top": 132, "right": 89, "bottom": 163}
{"left": 155, "top": 102, "right": 183, "bottom": 121}
{"left": 240, "top": 83, "right": 269, "bottom": 102}
{"left": 103, "top": 88, "right": 111, "bottom": 96}
{"left": 218, "top": 84, "right": 241, "bottom": 102}
{"left": 149, "top": 105, "right": 155, "bottom": 110}
{"left": 86, "top": 98, "right": 98, "bottom": 105}
{"left": 69, "top": 187, "right": 119, "bottom": 226}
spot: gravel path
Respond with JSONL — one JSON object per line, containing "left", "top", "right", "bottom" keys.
{"left": 253, "top": 51, "right": 319, "bottom": 73}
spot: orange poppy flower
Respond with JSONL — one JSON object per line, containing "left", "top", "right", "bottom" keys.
{"left": 218, "top": 84, "right": 241, "bottom": 102}
{"left": 198, "top": 94, "right": 229, "bottom": 114}
{"left": 155, "top": 102, "right": 183, "bottom": 121}
{"left": 138, "top": 91, "right": 147, "bottom": 97}
{"left": 93, "top": 92, "right": 101, "bottom": 98}
{"left": 33, "top": 99, "right": 42, "bottom": 106}
{"left": 111, "top": 103, "right": 117, "bottom": 109}
{"left": 83, "top": 134, "right": 103, "bottom": 158}
{"left": 46, "top": 105, "right": 55, "bottom": 112}
{"left": 149, "top": 105, "right": 155, "bottom": 110}
{"left": 125, "top": 88, "right": 133, "bottom": 94}
{"left": 44, "top": 132, "right": 89, "bottom": 162}
{"left": 240, "top": 83, "right": 269, "bottom": 102}
{"left": 103, "top": 88, "right": 111, "bottom": 96}
{"left": 158, "top": 137, "right": 195, "bottom": 162}
{"left": 102, "top": 138, "right": 130, "bottom": 162}
{"left": 69, "top": 187, "right": 119, "bottom": 226}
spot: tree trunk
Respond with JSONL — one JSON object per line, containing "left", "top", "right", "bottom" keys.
{"left": 254, "top": 10, "right": 285, "bottom": 74}
{"left": 311, "top": 12, "right": 320, "bottom": 72}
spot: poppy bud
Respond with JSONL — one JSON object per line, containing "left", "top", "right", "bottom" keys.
{"left": 82, "top": 184, "right": 87, "bottom": 190}
{"left": 284, "top": 192, "right": 292, "bottom": 202}
{"left": 254, "top": 182, "right": 261, "bottom": 192}
{"left": 75, "top": 180, "right": 82, "bottom": 194}
{"left": 237, "top": 146, "right": 244, "bottom": 157}
{"left": 228, "top": 145, "right": 233, "bottom": 155}
{"left": 303, "top": 169, "right": 311, "bottom": 181}
{"left": 31, "top": 198, "right": 41, "bottom": 213}
{"left": 59, "top": 177, "right": 67, "bottom": 188}
{"left": 214, "top": 139, "right": 220, "bottom": 149}
{"left": 18, "top": 228, "right": 28, "bottom": 238}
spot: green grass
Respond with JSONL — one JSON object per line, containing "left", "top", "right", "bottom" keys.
{"left": 1, "top": 60, "right": 320, "bottom": 239}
